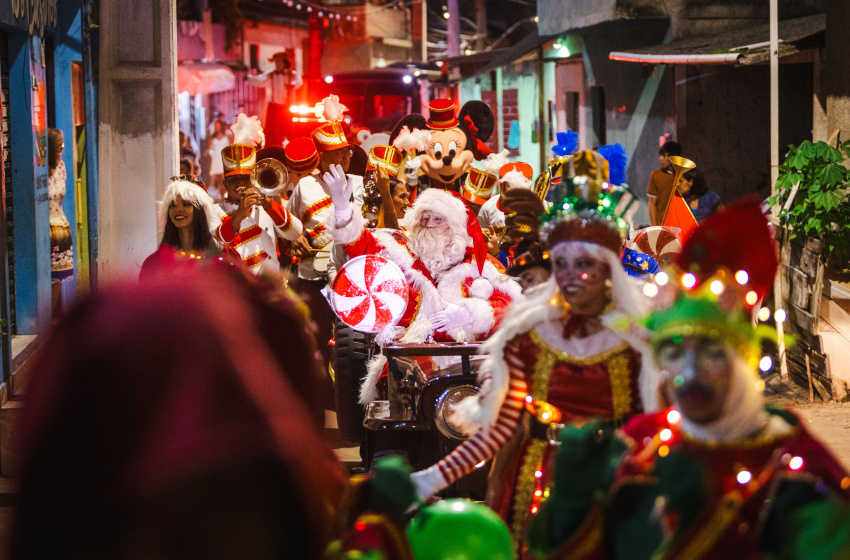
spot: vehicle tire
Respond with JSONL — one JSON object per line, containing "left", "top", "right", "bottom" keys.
{"left": 332, "top": 320, "right": 369, "bottom": 444}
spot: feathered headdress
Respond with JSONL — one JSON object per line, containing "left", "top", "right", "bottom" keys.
{"left": 392, "top": 125, "right": 431, "bottom": 153}
{"left": 551, "top": 129, "right": 578, "bottom": 157}
{"left": 231, "top": 113, "right": 265, "bottom": 147}
{"left": 314, "top": 94, "right": 349, "bottom": 122}
{"left": 598, "top": 143, "right": 629, "bottom": 186}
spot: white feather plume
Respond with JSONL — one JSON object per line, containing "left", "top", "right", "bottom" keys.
{"left": 393, "top": 126, "right": 431, "bottom": 153}
{"left": 484, "top": 149, "right": 511, "bottom": 177}
{"left": 499, "top": 170, "right": 532, "bottom": 191}
{"left": 314, "top": 94, "right": 348, "bottom": 122}
{"left": 231, "top": 113, "right": 264, "bottom": 146}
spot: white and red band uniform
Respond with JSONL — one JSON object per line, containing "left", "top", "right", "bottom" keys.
{"left": 289, "top": 173, "right": 364, "bottom": 280}
{"left": 215, "top": 199, "right": 303, "bottom": 276}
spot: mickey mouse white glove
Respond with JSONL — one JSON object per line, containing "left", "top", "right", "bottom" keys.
{"left": 324, "top": 163, "right": 354, "bottom": 225}
{"left": 405, "top": 156, "right": 422, "bottom": 187}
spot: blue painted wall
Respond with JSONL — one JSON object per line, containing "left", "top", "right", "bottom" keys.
{"left": 8, "top": 34, "right": 52, "bottom": 335}
{"left": 52, "top": 2, "right": 83, "bottom": 302}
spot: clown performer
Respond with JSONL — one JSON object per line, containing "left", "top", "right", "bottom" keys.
{"left": 527, "top": 198, "right": 850, "bottom": 560}
{"left": 409, "top": 167, "right": 657, "bottom": 552}
{"left": 215, "top": 114, "right": 303, "bottom": 275}
{"left": 246, "top": 51, "right": 303, "bottom": 147}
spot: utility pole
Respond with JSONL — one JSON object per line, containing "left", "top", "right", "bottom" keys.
{"left": 475, "top": 0, "right": 486, "bottom": 51}
{"left": 447, "top": 0, "right": 460, "bottom": 58}
{"left": 769, "top": 0, "right": 788, "bottom": 381}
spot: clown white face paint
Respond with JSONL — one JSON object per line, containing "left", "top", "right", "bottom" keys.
{"left": 550, "top": 242, "right": 611, "bottom": 315}
{"left": 657, "top": 335, "right": 734, "bottom": 424}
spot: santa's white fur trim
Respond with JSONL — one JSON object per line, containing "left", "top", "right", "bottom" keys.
{"left": 359, "top": 354, "right": 388, "bottom": 404}
{"left": 469, "top": 277, "right": 494, "bottom": 300}
{"left": 329, "top": 211, "right": 367, "bottom": 245}
{"left": 409, "top": 188, "right": 469, "bottom": 234}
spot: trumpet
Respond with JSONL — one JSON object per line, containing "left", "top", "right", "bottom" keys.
{"left": 250, "top": 158, "right": 290, "bottom": 198}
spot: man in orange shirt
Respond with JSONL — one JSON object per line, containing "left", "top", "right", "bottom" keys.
{"left": 646, "top": 140, "right": 681, "bottom": 226}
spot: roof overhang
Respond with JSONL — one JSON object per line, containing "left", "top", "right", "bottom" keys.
{"left": 609, "top": 13, "right": 824, "bottom": 65}
{"left": 474, "top": 29, "right": 557, "bottom": 77}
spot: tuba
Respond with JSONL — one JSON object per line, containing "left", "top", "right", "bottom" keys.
{"left": 250, "top": 158, "right": 290, "bottom": 197}
{"left": 661, "top": 156, "right": 696, "bottom": 223}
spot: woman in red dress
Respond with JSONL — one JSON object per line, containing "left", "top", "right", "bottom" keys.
{"left": 411, "top": 177, "right": 657, "bottom": 555}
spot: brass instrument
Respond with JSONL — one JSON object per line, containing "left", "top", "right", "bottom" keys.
{"left": 250, "top": 158, "right": 289, "bottom": 198}
{"left": 661, "top": 156, "right": 696, "bottom": 223}
{"left": 362, "top": 171, "right": 382, "bottom": 228}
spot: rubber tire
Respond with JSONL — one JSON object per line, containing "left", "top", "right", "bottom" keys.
{"left": 332, "top": 320, "right": 369, "bottom": 444}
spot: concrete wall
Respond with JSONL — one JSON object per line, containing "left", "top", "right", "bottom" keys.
{"left": 823, "top": 0, "right": 850, "bottom": 142}
{"left": 677, "top": 63, "right": 814, "bottom": 204}
{"left": 98, "top": 0, "right": 178, "bottom": 283}
{"left": 581, "top": 21, "right": 675, "bottom": 225}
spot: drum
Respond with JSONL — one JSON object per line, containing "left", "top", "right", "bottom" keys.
{"left": 632, "top": 226, "right": 682, "bottom": 265}
{"left": 329, "top": 255, "right": 409, "bottom": 333}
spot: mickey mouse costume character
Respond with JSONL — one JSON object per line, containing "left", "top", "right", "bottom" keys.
{"left": 391, "top": 98, "right": 495, "bottom": 202}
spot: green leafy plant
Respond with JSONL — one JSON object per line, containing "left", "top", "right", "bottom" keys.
{"left": 769, "top": 140, "right": 850, "bottom": 268}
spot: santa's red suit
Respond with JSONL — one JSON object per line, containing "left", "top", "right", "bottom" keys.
{"left": 328, "top": 188, "right": 524, "bottom": 403}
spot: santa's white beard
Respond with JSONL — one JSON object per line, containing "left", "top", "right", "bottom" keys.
{"left": 409, "top": 227, "right": 468, "bottom": 277}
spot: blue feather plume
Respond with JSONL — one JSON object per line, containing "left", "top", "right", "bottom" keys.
{"left": 598, "top": 143, "right": 629, "bottom": 186}
{"left": 552, "top": 129, "right": 578, "bottom": 157}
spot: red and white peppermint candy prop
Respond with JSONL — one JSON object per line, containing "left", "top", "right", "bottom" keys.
{"left": 330, "top": 255, "right": 409, "bottom": 333}
{"left": 632, "top": 226, "right": 682, "bottom": 266}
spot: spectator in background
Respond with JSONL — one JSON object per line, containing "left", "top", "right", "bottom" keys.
{"left": 677, "top": 167, "right": 723, "bottom": 223}
{"left": 647, "top": 140, "right": 681, "bottom": 226}
{"left": 207, "top": 118, "right": 233, "bottom": 202}
{"left": 179, "top": 157, "right": 196, "bottom": 179}
{"left": 48, "top": 128, "right": 74, "bottom": 319}
{"left": 9, "top": 263, "right": 343, "bottom": 560}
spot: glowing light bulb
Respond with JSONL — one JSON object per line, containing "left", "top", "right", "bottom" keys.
{"left": 443, "top": 12, "right": 449, "bottom": 19}
{"left": 525, "top": 395, "right": 534, "bottom": 403}
{"left": 475, "top": 460, "right": 486, "bottom": 468}
{"left": 774, "top": 309, "right": 787, "bottom": 323}
{"left": 710, "top": 279, "right": 725, "bottom": 295}
{"left": 735, "top": 270, "right": 749, "bottom": 285}
{"left": 534, "top": 470, "right": 543, "bottom": 478}
{"left": 324, "top": 76, "right": 333, "bottom": 83}
{"left": 643, "top": 283, "right": 659, "bottom": 297}
{"left": 656, "top": 271, "right": 669, "bottom": 286}
{"left": 789, "top": 456, "right": 804, "bottom": 471}
{"left": 667, "top": 409, "right": 681, "bottom": 424}
{"left": 746, "top": 291, "right": 758, "bottom": 306}
{"left": 759, "top": 356, "right": 773, "bottom": 372}
{"left": 659, "top": 428, "right": 672, "bottom": 442}
{"left": 682, "top": 273, "right": 697, "bottom": 289}
{"left": 658, "top": 445, "right": 670, "bottom": 457}
{"left": 758, "top": 307, "right": 771, "bottom": 322}
{"left": 737, "top": 470, "right": 752, "bottom": 485}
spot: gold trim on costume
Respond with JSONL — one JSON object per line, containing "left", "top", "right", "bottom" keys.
{"left": 657, "top": 491, "right": 743, "bottom": 560}
{"left": 510, "top": 439, "right": 547, "bottom": 550}
{"left": 607, "top": 352, "right": 632, "bottom": 420}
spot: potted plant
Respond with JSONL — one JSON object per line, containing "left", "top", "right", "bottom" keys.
{"left": 770, "top": 140, "right": 850, "bottom": 270}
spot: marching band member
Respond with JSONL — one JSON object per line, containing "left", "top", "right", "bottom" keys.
{"left": 215, "top": 115, "right": 302, "bottom": 275}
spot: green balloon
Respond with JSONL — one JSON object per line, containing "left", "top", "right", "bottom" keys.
{"left": 407, "top": 499, "right": 513, "bottom": 560}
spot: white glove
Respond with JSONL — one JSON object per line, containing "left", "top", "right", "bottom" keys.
{"left": 428, "top": 302, "right": 473, "bottom": 332}
{"left": 411, "top": 465, "right": 449, "bottom": 501}
{"left": 405, "top": 156, "right": 422, "bottom": 187}
{"left": 323, "top": 163, "right": 354, "bottom": 224}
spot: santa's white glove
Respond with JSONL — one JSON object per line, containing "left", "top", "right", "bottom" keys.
{"left": 411, "top": 465, "right": 449, "bottom": 501}
{"left": 324, "top": 163, "right": 354, "bottom": 225}
{"left": 428, "top": 302, "right": 473, "bottom": 332}
{"left": 405, "top": 156, "right": 422, "bottom": 187}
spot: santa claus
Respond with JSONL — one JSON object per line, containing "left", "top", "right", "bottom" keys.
{"left": 326, "top": 163, "right": 523, "bottom": 346}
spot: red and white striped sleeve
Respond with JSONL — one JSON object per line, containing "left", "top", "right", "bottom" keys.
{"left": 434, "top": 346, "right": 529, "bottom": 484}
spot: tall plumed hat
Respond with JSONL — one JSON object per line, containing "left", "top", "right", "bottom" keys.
{"left": 285, "top": 137, "right": 319, "bottom": 174}
{"left": 462, "top": 167, "right": 498, "bottom": 205}
{"left": 366, "top": 145, "right": 403, "bottom": 175}
{"left": 312, "top": 121, "right": 348, "bottom": 153}
{"left": 541, "top": 149, "right": 638, "bottom": 255}
{"left": 221, "top": 144, "right": 256, "bottom": 176}
{"left": 645, "top": 198, "right": 781, "bottom": 358}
